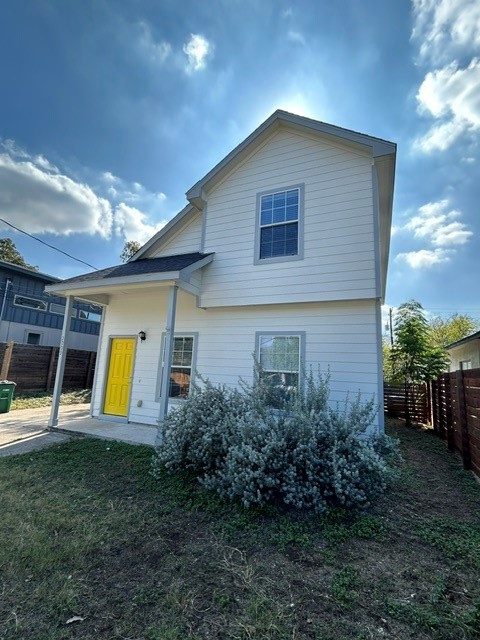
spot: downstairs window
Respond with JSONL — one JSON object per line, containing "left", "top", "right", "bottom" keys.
{"left": 256, "top": 332, "right": 304, "bottom": 403}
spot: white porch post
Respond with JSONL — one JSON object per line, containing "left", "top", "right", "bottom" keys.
{"left": 156, "top": 284, "right": 178, "bottom": 445}
{"left": 48, "top": 295, "right": 74, "bottom": 428}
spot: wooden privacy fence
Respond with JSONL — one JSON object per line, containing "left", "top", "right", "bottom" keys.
{"left": 385, "top": 368, "right": 480, "bottom": 479}
{"left": 0, "top": 341, "right": 96, "bottom": 392}
{"left": 431, "top": 369, "right": 480, "bottom": 478}
{"left": 383, "top": 383, "right": 430, "bottom": 424}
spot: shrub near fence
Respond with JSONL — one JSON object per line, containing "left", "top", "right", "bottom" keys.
{"left": 384, "top": 368, "right": 480, "bottom": 480}
{"left": 0, "top": 341, "right": 96, "bottom": 392}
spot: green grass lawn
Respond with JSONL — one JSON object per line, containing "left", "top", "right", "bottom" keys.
{"left": 0, "top": 420, "right": 479, "bottom": 639}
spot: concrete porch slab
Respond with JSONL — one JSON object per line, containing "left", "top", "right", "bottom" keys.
{"left": 0, "top": 403, "right": 158, "bottom": 449}
{"left": 53, "top": 416, "right": 157, "bottom": 446}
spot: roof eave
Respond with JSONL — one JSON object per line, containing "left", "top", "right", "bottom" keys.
{"left": 445, "top": 332, "right": 480, "bottom": 351}
{"left": 374, "top": 152, "right": 397, "bottom": 300}
{"left": 0, "top": 260, "right": 62, "bottom": 283}
{"left": 45, "top": 270, "right": 183, "bottom": 295}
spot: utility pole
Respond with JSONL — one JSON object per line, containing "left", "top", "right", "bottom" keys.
{"left": 389, "top": 307, "right": 394, "bottom": 346}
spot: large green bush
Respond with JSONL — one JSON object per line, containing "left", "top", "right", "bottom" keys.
{"left": 152, "top": 371, "right": 398, "bottom": 512}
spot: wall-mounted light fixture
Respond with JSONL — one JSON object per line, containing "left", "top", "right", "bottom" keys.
{"left": 138, "top": 331, "right": 146, "bottom": 342}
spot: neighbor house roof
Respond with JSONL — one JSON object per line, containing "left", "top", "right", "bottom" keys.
{"left": 0, "top": 260, "right": 61, "bottom": 283}
{"left": 445, "top": 330, "right": 480, "bottom": 351}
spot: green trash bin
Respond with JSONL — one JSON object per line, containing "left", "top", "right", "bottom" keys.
{"left": 0, "top": 381, "right": 16, "bottom": 414}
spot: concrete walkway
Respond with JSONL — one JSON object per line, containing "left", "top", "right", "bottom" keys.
{"left": 0, "top": 404, "right": 158, "bottom": 457}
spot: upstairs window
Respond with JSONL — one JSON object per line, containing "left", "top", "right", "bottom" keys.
{"left": 14, "top": 295, "right": 47, "bottom": 311}
{"left": 256, "top": 185, "right": 304, "bottom": 263}
{"left": 77, "top": 309, "right": 102, "bottom": 323}
{"left": 50, "top": 302, "right": 77, "bottom": 318}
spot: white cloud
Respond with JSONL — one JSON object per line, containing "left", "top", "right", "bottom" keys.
{"left": 404, "top": 199, "right": 473, "bottom": 246}
{"left": 414, "top": 59, "right": 480, "bottom": 151}
{"left": 183, "top": 34, "right": 212, "bottom": 73}
{"left": 414, "top": 119, "right": 467, "bottom": 152}
{"left": 0, "top": 141, "right": 170, "bottom": 247}
{"left": 114, "top": 203, "right": 167, "bottom": 244}
{"left": 102, "top": 171, "right": 118, "bottom": 183}
{"left": 287, "top": 30, "right": 306, "bottom": 45}
{"left": 137, "top": 21, "right": 171, "bottom": 65}
{"left": 412, "top": 0, "right": 480, "bottom": 62}
{"left": 0, "top": 153, "right": 113, "bottom": 238}
{"left": 396, "top": 248, "right": 451, "bottom": 269}
{"left": 412, "top": 1, "right": 480, "bottom": 153}
{"left": 99, "top": 170, "right": 166, "bottom": 210}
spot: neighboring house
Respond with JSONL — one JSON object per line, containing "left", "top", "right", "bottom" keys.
{"left": 0, "top": 260, "right": 102, "bottom": 351}
{"left": 45, "top": 110, "right": 396, "bottom": 433}
{"left": 446, "top": 331, "right": 480, "bottom": 371}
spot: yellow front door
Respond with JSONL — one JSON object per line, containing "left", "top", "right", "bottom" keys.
{"left": 103, "top": 338, "right": 135, "bottom": 416}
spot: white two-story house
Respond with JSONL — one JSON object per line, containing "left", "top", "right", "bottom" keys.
{"left": 45, "top": 110, "right": 396, "bottom": 434}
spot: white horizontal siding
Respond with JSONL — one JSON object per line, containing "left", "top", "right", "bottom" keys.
{"left": 149, "top": 211, "right": 203, "bottom": 257}
{"left": 448, "top": 343, "right": 480, "bottom": 371}
{"left": 92, "top": 289, "right": 382, "bottom": 431}
{"left": 201, "top": 127, "right": 376, "bottom": 307}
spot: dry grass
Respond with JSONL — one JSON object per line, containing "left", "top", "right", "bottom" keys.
{"left": 10, "top": 389, "right": 91, "bottom": 411}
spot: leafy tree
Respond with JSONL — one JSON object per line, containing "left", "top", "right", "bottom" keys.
{"left": 429, "top": 313, "right": 479, "bottom": 348}
{"left": 389, "top": 300, "right": 449, "bottom": 426}
{"left": 0, "top": 238, "right": 37, "bottom": 270}
{"left": 382, "top": 339, "right": 395, "bottom": 383}
{"left": 120, "top": 240, "right": 141, "bottom": 262}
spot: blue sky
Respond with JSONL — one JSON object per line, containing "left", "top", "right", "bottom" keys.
{"left": 0, "top": 0, "right": 479, "bottom": 324}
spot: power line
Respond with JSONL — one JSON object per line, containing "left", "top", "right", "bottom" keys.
{"left": 0, "top": 218, "right": 98, "bottom": 270}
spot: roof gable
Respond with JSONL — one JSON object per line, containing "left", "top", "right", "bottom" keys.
{"left": 132, "top": 110, "right": 396, "bottom": 262}
{"left": 186, "top": 109, "right": 396, "bottom": 210}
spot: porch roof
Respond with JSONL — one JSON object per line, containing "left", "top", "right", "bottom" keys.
{"left": 44, "top": 252, "right": 214, "bottom": 304}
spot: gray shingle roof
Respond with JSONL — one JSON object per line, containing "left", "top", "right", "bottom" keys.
{"left": 445, "top": 330, "right": 480, "bottom": 350}
{"left": 57, "top": 252, "right": 213, "bottom": 285}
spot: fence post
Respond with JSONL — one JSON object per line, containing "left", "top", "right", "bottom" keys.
{"left": 438, "top": 375, "right": 445, "bottom": 439}
{"left": 0, "top": 340, "right": 14, "bottom": 379}
{"left": 431, "top": 380, "right": 439, "bottom": 433}
{"left": 425, "top": 381, "right": 432, "bottom": 425}
{"left": 85, "top": 351, "right": 95, "bottom": 389}
{"left": 455, "top": 369, "right": 471, "bottom": 470}
{"left": 444, "top": 374, "right": 455, "bottom": 451}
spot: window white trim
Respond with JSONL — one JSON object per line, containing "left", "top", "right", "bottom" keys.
{"left": 255, "top": 331, "right": 306, "bottom": 395}
{"left": 157, "top": 332, "right": 199, "bottom": 402}
{"left": 77, "top": 309, "right": 102, "bottom": 323}
{"left": 14, "top": 294, "right": 47, "bottom": 312}
{"left": 24, "top": 330, "right": 43, "bottom": 345}
{"left": 50, "top": 302, "right": 77, "bottom": 318}
{"left": 254, "top": 183, "right": 305, "bottom": 265}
